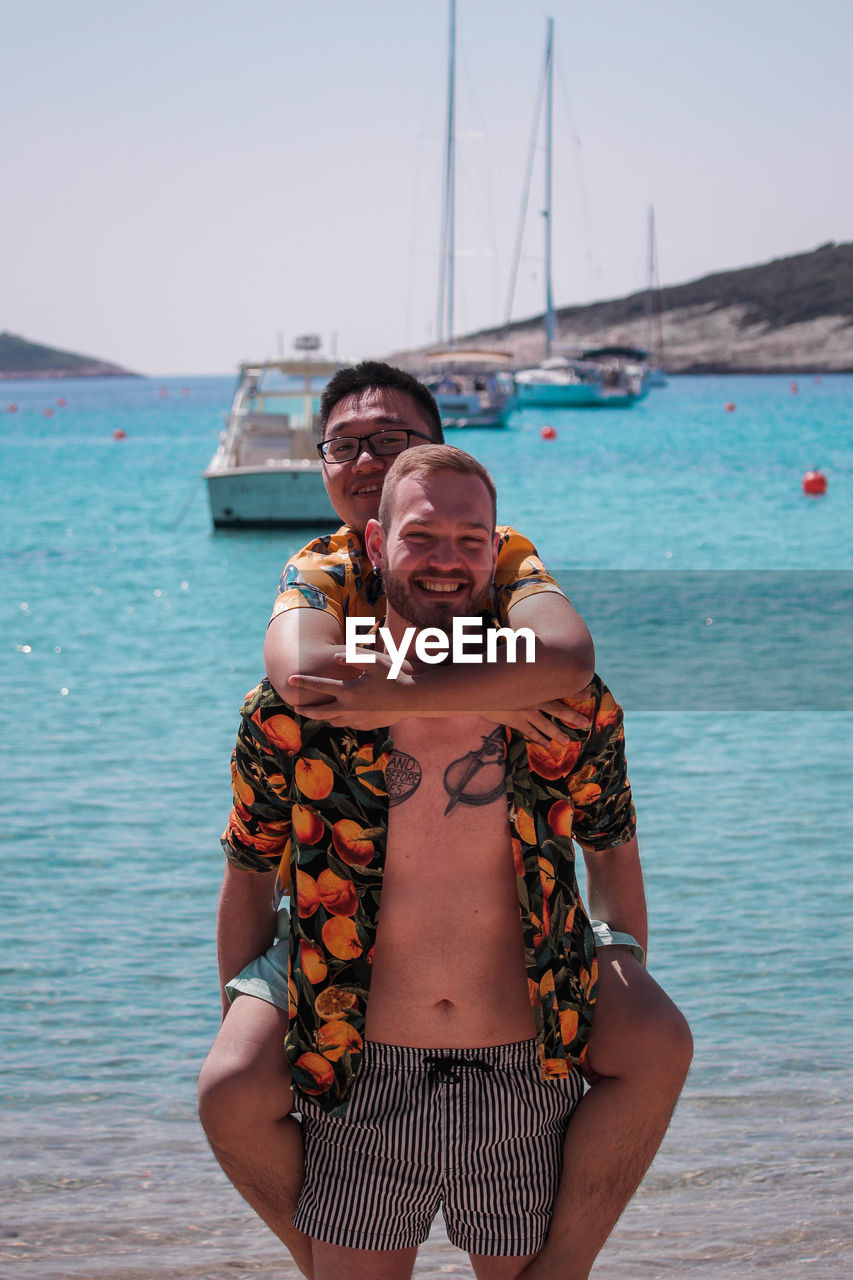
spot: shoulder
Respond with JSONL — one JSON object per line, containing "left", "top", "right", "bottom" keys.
{"left": 289, "top": 525, "right": 363, "bottom": 567}
{"left": 495, "top": 524, "right": 539, "bottom": 561}
{"left": 275, "top": 526, "right": 368, "bottom": 617}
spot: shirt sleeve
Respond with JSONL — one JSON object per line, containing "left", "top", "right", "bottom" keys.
{"left": 569, "top": 678, "right": 637, "bottom": 851}
{"left": 268, "top": 529, "right": 357, "bottom": 631}
{"left": 221, "top": 686, "right": 293, "bottom": 881}
{"left": 493, "top": 526, "right": 567, "bottom": 623}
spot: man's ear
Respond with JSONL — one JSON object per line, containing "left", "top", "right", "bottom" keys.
{"left": 365, "top": 518, "right": 384, "bottom": 570}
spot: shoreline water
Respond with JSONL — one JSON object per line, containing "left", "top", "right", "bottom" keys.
{"left": 2, "top": 373, "right": 850, "bottom": 1279}
{"left": 4, "top": 1049, "right": 850, "bottom": 1279}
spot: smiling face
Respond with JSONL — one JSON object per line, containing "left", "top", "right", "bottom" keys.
{"left": 365, "top": 469, "right": 498, "bottom": 632}
{"left": 321, "top": 387, "right": 439, "bottom": 533}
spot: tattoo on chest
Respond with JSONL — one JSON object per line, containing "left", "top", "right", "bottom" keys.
{"left": 386, "top": 750, "right": 423, "bottom": 807}
{"left": 443, "top": 728, "right": 507, "bottom": 815}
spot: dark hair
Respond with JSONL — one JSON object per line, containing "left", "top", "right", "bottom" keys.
{"left": 378, "top": 444, "right": 497, "bottom": 530}
{"left": 320, "top": 361, "right": 444, "bottom": 442}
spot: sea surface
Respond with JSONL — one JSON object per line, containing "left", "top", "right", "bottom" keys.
{"left": 1, "top": 373, "right": 851, "bottom": 1278}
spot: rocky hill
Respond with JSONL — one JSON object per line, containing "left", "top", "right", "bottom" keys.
{"left": 393, "top": 242, "right": 853, "bottom": 373}
{"left": 0, "top": 332, "right": 139, "bottom": 380}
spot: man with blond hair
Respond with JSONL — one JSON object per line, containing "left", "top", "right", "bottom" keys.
{"left": 203, "top": 443, "right": 691, "bottom": 1280}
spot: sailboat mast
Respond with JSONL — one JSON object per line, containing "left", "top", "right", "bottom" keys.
{"left": 646, "top": 204, "right": 655, "bottom": 353}
{"left": 437, "top": 0, "right": 456, "bottom": 346}
{"left": 544, "top": 17, "right": 555, "bottom": 358}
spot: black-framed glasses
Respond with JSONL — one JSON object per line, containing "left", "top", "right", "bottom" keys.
{"left": 317, "top": 428, "right": 433, "bottom": 464}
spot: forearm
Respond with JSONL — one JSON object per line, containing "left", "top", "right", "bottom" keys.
{"left": 582, "top": 836, "right": 648, "bottom": 954}
{"left": 216, "top": 861, "right": 277, "bottom": 1013}
{"left": 264, "top": 609, "right": 343, "bottom": 701}
{"left": 381, "top": 596, "right": 596, "bottom": 716}
{"left": 405, "top": 638, "right": 589, "bottom": 715}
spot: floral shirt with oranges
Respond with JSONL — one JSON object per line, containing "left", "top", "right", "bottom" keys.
{"left": 222, "top": 674, "right": 635, "bottom": 1115}
{"left": 270, "top": 523, "right": 565, "bottom": 628}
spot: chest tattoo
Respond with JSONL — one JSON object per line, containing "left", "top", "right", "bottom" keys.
{"left": 443, "top": 728, "right": 507, "bottom": 815}
{"left": 386, "top": 750, "right": 422, "bottom": 807}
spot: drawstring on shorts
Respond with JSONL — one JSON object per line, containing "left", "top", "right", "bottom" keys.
{"left": 423, "top": 1055, "right": 496, "bottom": 1085}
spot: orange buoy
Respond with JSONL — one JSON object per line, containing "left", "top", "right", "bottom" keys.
{"left": 113, "top": 428, "right": 127, "bottom": 441}
{"left": 790, "top": 381, "right": 799, "bottom": 395}
{"left": 540, "top": 425, "right": 557, "bottom": 440}
{"left": 57, "top": 397, "right": 67, "bottom": 407}
{"left": 802, "top": 470, "right": 827, "bottom": 496}
{"left": 7, "top": 404, "right": 17, "bottom": 413}
{"left": 44, "top": 408, "right": 54, "bottom": 417}
{"left": 725, "top": 402, "right": 736, "bottom": 413}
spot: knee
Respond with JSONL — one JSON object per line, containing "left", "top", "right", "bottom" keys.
{"left": 197, "top": 1038, "right": 293, "bottom": 1150}
{"left": 655, "top": 1000, "right": 694, "bottom": 1084}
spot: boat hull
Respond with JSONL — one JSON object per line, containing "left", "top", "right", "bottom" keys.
{"left": 433, "top": 392, "right": 509, "bottom": 429}
{"left": 511, "top": 381, "right": 645, "bottom": 409}
{"left": 204, "top": 464, "right": 336, "bottom": 528}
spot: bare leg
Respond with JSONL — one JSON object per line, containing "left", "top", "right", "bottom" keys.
{"left": 470, "top": 1251, "right": 538, "bottom": 1279}
{"left": 198, "top": 995, "right": 313, "bottom": 1278}
{"left": 519, "top": 952, "right": 693, "bottom": 1280}
{"left": 311, "top": 1241, "right": 418, "bottom": 1280}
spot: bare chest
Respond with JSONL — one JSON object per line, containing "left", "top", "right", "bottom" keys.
{"left": 385, "top": 718, "right": 511, "bottom": 865}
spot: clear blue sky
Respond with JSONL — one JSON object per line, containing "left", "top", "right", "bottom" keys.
{"left": 3, "top": 0, "right": 850, "bottom": 375}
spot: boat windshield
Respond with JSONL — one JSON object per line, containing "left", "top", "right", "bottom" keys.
{"left": 241, "top": 370, "right": 330, "bottom": 429}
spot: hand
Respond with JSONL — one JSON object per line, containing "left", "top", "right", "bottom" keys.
{"left": 485, "top": 699, "right": 590, "bottom": 748}
{"left": 287, "top": 649, "right": 414, "bottom": 725}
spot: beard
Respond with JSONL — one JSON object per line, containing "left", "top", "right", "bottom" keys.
{"left": 381, "top": 568, "right": 492, "bottom": 631}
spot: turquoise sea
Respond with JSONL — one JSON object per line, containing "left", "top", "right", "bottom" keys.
{"left": 1, "top": 373, "right": 851, "bottom": 1278}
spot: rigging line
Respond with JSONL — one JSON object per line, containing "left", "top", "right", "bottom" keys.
{"left": 554, "top": 57, "right": 600, "bottom": 301}
{"left": 504, "top": 33, "right": 549, "bottom": 328}
{"left": 649, "top": 206, "right": 666, "bottom": 364}
{"left": 454, "top": 34, "right": 502, "bottom": 332}
{"left": 406, "top": 78, "right": 442, "bottom": 348}
{"left": 544, "top": 18, "right": 554, "bottom": 355}
{"left": 437, "top": 0, "right": 457, "bottom": 346}
{"left": 169, "top": 473, "right": 203, "bottom": 533}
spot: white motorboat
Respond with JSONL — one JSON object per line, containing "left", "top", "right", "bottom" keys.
{"left": 204, "top": 340, "right": 343, "bottom": 528}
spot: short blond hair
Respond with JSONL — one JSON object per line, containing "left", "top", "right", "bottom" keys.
{"left": 378, "top": 445, "right": 497, "bottom": 530}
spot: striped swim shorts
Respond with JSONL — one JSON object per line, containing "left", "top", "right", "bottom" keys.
{"left": 292, "top": 1038, "right": 583, "bottom": 1255}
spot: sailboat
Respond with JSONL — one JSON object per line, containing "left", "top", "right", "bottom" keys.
{"left": 509, "top": 20, "right": 646, "bottom": 410}
{"left": 420, "top": 0, "right": 513, "bottom": 429}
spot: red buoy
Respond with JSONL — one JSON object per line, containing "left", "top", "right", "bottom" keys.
{"left": 57, "top": 397, "right": 67, "bottom": 407}
{"left": 790, "top": 381, "right": 799, "bottom": 395}
{"left": 44, "top": 408, "right": 54, "bottom": 418}
{"left": 802, "top": 470, "right": 827, "bottom": 496}
{"left": 158, "top": 387, "right": 168, "bottom": 398}
{"left": 113, "top": 428, "right": 127, "bottom": 441}
{"left": 7, "top": 404, "right": 17, "bottom": 413}
{"left": 540, "top": 425, "right": 557, "bottom": 440}
{"left": 725, "top": 402, "right": 736, "bottom": 413}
